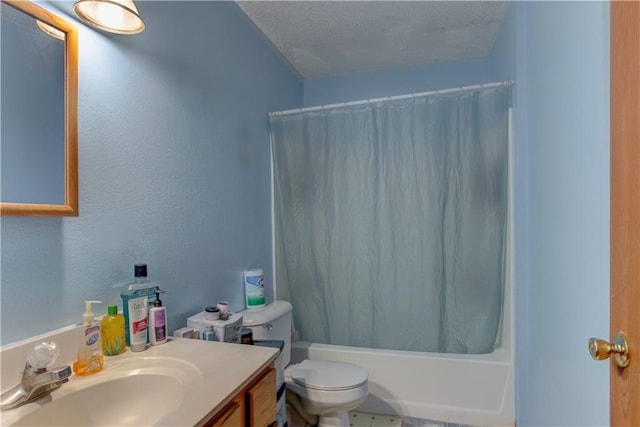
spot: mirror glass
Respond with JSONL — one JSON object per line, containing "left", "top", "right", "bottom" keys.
{"left": 1, "top": 0, "right": 78, "bottom": 216}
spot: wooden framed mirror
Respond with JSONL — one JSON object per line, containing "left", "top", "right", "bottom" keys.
{"left": 1, "top": 0, "right": 78, "bottom": 216}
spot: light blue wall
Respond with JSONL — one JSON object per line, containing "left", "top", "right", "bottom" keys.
{"left": 0, "top": 1, "right": 302, "bottom": 345}
{"left": 303, "top": 56, "right": 492, "bottom": 107}
{"left": 491, "top": 2, "right": 610, "bottom": 425}
{"left": 489, "top": 3, "right": 530, "bottom": 424}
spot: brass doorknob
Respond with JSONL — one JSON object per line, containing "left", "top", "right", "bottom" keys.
{"left": 588, "top": 332, "right": 629, "bottom": 368}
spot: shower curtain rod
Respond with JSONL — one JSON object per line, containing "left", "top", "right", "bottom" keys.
{"left": 269, "top": 80, "right": 514, "bottom": 117}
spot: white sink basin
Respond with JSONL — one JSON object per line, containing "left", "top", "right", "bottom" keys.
{"left": 5, "top": 356, "right": 203, "bottom": 426}
{"left": 1, "top": 335, "right": 278, "bottom": 427}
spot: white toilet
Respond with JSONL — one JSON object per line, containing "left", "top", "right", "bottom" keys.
{"left": 241, "top": 300, "right": 368, "bottom": 427}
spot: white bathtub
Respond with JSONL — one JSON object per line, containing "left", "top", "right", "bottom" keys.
{"left": 290, "top": 340, "right": 514, "bottom": 427}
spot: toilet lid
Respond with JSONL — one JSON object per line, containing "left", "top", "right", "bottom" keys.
{"left": 289, "top": 360, "right": 368, "bottom": 391}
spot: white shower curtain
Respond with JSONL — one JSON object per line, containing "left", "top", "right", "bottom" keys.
{"left": 270, "top": 85, "right": 511, "bottom": 354}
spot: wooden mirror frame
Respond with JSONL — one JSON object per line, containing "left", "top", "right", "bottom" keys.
{"left": 1, "top": 0, "right": 78, "bottom": 216}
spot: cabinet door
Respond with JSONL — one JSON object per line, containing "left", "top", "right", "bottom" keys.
{"left": 206, "top": 400, "right": 243, "bottom": 427}
{"left": 246, "top": 368, "right": 277, "bottom": 426}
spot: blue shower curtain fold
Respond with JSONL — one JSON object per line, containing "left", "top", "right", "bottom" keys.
{"left": 270, "top": 85, "right": 511, "bottom": 354}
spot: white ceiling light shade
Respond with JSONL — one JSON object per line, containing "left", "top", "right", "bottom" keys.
{"left": 73, "top": 0, "right": 145, "bottom": 35}
{"left": 36, "top": 20, "right": 66, "bottom": 40}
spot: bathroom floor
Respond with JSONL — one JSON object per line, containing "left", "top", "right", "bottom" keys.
{"left": 349, "top": 411, "right": 477, "bottom": 427}
{"left": 349, "top": 411, "right": 402, "bottom": 427}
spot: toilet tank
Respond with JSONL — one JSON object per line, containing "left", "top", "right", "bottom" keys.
{"left": 241, "top": 300, "right": 292, "bottom": 366}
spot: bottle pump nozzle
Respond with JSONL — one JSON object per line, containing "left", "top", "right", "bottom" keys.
{"left": 152, "top": 290, "right": 165, "bottom": 307}
{"left": 83, "top": 300, "right": 102, "bottom": 326}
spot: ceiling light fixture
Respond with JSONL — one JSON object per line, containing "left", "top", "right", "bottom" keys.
{"left": 73, "top": 0, "right": 145, "bottom": 35}
{"left": 36, "top": 20, "right": 66, "bottom": 40}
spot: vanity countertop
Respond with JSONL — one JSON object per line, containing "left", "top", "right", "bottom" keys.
{"left": 1, "top": 336, "right": 278, "bottom": 426}
{"left": 141, "top": 338, "right": 279, "bottom": 426}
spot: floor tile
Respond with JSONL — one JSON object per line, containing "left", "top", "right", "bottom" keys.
{"left": 349, "top": 411, "right": 403, "bottom": 427}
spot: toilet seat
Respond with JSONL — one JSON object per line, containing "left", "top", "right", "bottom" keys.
{"left": 286, "top": 360, "right": 368, "bottom": 391}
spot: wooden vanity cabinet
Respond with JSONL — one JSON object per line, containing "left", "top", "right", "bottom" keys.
{"left": 208, "top": 400, "right": 242, "bottom": 426}
{"left": 246, "top": 367, "right": 277, "bottom": 426}
{"left": 204, "top": 363, "right": 277, "bottom": 427}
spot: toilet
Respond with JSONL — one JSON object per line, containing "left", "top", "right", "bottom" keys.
{"left": 241, "top": 300, "right": 368, "bottom": 427}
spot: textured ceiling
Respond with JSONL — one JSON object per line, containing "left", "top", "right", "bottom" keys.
{"left": 237, "top": 1, "right": 509, "bottom": 79}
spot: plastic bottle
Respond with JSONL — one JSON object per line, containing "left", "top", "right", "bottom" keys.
{"left": 73, "top": 300, "right": 104, "bottom": 376}
{"left": 202, "top": 325, "right": 217, "bottom": 341}
{"left": 243, "top": 268, "right": 265, "bottom": 310}
{"left": 149, "top": 289, "right": 167, "bottom": 346}
{"left": 101, "top": 305, "right": 126, "bottom": 356}
{"left": 121, "top": 263, "right": 159, "bottom": 352}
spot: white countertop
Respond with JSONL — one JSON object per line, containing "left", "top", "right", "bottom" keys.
{"left": 1, "top": 337, "right": 278, "bottom": 426}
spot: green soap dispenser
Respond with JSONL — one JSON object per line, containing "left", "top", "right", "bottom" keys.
{"left": 73, "top": 300, "right": 104, "bottom": 376}
{"left": 101, "top": 305, "right": 126, "bottom": 356}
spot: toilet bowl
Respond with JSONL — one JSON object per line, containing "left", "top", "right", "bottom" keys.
{"left": 285, "top": 359, "right": 368, "bottom": 427}
{"left": 240, "top": 301, "right": 369, "bottom": 427}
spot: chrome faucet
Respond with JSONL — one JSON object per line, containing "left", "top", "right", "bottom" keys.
{"left": 0, "top": 342, "right": 72, "bottom": 410}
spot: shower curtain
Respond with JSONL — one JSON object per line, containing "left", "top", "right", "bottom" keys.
{"left": 270, "top": 85, "right": 511, "bottom": 354}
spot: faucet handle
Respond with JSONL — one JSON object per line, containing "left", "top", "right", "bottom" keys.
{"left": 26, "top": 342, "right": 60, "bottom": 371}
